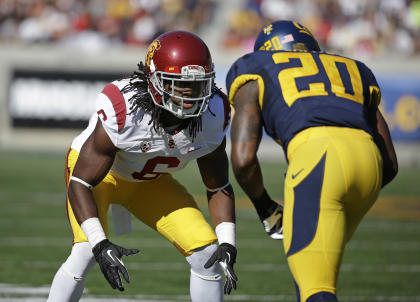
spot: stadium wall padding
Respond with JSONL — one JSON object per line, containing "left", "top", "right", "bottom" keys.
{"left": 1, "top": 44, "right": 419, "bottom": 161}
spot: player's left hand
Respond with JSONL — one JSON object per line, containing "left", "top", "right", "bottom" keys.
{"left": 92, "top": 239, "right": 139, "bottom": 291}
{"left": 204, "top": 243, "right": 238, "bottom": 294}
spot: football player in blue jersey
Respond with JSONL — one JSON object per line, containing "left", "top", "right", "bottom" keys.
{"left": 227, "top": 20, "right": 398, "bottom": 302}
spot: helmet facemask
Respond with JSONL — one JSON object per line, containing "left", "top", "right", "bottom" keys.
{"left": 149, "top": 64, "right": 215, "bottom": 119}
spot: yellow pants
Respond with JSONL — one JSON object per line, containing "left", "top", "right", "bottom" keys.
{"left": 65, "top": 149, "right": 217, "bottom": 256}
{"left": 283, "top": 127, "right": 382, "bottom": 301}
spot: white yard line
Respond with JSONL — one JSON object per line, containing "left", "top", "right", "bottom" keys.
{"left": 1, "top": 237, "right": 420, "bottom": 251}
{"left": 1, "top": 283, "right": 420, "bottom": 302}
{"left": 2, "top": 260, "right": 420, "bottom": 273}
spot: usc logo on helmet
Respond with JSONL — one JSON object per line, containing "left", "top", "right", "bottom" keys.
{"left": 145, "top": 40, "right": 161, "bottom": 67}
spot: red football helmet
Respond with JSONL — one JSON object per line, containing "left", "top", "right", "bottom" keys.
{"left": 145, "top": 31, "right": 215, "bottom": 118}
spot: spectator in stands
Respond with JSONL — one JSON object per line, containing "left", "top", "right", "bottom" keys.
{"left": 221, "top": 0, "right": 420, "bottom": 58}
{"left": 0, "top": 0, "right": 216, "bottom": 49}
{"left": 0, "top": 0, "right": 418, "bottom": 58}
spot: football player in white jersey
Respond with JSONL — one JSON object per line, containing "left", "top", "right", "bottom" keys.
{"left": 48, "top": 31, "right": 237, "bottom": 302}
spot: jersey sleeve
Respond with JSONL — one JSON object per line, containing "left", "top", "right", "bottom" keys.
{"left": 358, "top": 61, "right": 381, "bottom": 107}
{"left": 95, "top": 83, "right": 128, "bottom": 147}
{"left": 214, "top": 87, "right": 231, "bottom": 132}
{"left": 226, "top": 54, "right": 265, "bottom": 108}
{"left": 200, "top": 88, "right": 231, "bottom": 149}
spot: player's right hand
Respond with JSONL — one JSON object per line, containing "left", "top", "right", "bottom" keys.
{"left": 261, "top": 204, "right": 284, "bottom": 240}
{"left": 92, "top": 239, "right": 139, "bottom": 291}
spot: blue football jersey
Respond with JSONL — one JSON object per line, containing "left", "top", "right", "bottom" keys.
{"left": 226, "top": 50, "right": 381, "bottom": 151}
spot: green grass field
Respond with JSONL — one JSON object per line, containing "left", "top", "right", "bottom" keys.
{"left": 0, "top": 150, "right": 419, "bottom": 301}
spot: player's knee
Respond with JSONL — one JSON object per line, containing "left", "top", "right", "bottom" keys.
{"left": 186, "top": 243, "right": 222, "bottom": 281}
{"left": 62, "top": 242, "right": 96, "bottom": 279}
{"left": 306, "top": 291, "right": 338, "bottom": 302}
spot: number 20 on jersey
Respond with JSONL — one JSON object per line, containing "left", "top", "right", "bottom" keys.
{"left": 273, "top": 52, "right": 364, "bottom": 107}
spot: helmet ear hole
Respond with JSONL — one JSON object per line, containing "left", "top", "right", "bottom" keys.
{"left": 293, "top": 43, "right": 309, "bottom": 51}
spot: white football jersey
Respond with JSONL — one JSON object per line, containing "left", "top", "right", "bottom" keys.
{"left": 71, "top": 78, "right": 230, "bottom": 182}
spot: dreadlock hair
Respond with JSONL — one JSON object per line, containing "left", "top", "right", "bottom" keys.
{"left": 121, "top": 61, "right": 202, "bottom": 139}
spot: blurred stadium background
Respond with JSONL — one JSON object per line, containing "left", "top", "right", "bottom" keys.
{"left": 0, "top": 0, "right": 419, "bottom": 301}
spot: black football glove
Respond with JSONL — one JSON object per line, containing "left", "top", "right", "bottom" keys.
{"left": 204, "top": 243, "right": 238, "bottom": 294}
{"left": 92, "top": 239, "right": 139, "bottom": 291}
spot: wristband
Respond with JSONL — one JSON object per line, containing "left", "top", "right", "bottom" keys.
{"left": 215, "top": 222, "right": 236, "bottom": 247}
{"left": 80, "top": 217, "right": 107, "bottom": 248}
